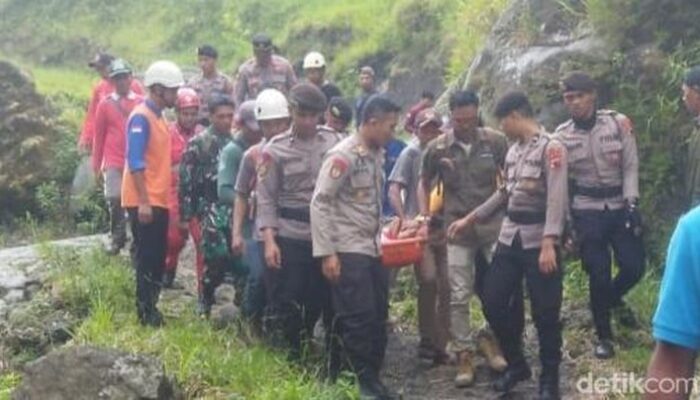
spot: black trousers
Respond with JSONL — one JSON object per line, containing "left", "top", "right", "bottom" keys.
{"left": 264, "top": 237, "right": 327, "bottom": 358}
{"left": 573, "top": 208, "right": 645, "bottom": 339}
{"left": 328, "top": 253, "right": 390, "bottom": 383}
{"left": 127, "top": 207, "right": 168, "bottom": 322}
{"left": 482, "top": 236, "right": 562, "bottom": 372}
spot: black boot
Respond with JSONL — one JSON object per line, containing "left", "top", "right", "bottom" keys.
{"left": 493, "top": 360, "right": 532, "bottom": 393}
{"left": 594, "top": 339, "right": 615, "bottom": 359}
{"left": 162, "top": 270, "right": 176, "bottom": 289}
{"left": 358, "top": 373, "right": 396, "bottom": 400}
{"left": 539, "top": 365, "right": 560, "bottom": 400}
{"left": 197, "top": 293, "right": 212, "bottom": 317}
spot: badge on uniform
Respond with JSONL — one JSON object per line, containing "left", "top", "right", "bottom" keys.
{"left": 546, "top": 145, "right": 563, "bottom": 169}
{"left": 329, "top": 157, "right": 349, "bottom": 180}
{"left": 257, "top": 152, "right": 272, "bottom": 180}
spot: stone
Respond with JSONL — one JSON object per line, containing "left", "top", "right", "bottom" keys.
{"left": 12, "top": 346, "right": 179, "bottom": 400}
{"left": 210, "top": 304, "right": 241, "bottom": 330}
{"left": 4, "top": 289, "right": 25, "bottom": 304}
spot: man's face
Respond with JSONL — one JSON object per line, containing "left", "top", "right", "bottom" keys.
{"left": 450, "top": 105, "right": 480, "bottom": 136}
{"left": 292, "top": 107, "right": 321, "bottom": 136}
{"left": 260, "top": 117, "right": 291, "bottom": 140}
{"left": 367, "top": 112, "right": 399, "bottom": 147}
{"left": 253, "top": 44, "right": 273, "bottom": 64}
{"left": 305, "top": 67, "right": 325, "bottom": 86}
{"left": 177, "top": 106, "right": 199, "bottom": 131}
{"left": 498, "top": 113, "right": 523, "bottom": 141}
{"left": 359, "top": 73, "right": 374, "bottom": 92}
{"left": 198, "top": 55, "right": 217, "bottom": 75}
{"left": 682, "top": 84, "right": 700, "bottom": 115}
{"left": 242, "top": 124, "right": 263, "bottom": 144}
{"left": 211, "top": 105, "right": 235, "bottom": 134}
{"left": 111, "top": 74, "right": 131, "bottom": 97}
{"left": 162, "top": 87, "right": 179, "bottom": 108}
{"left": 325, "top": 112, "right": 349, "bottom": 133}
{"left": 563, "top": 90, "right": 596, "bottom": 120}
{"left": 417, "top": 123, "right": 441, "bottom": 146}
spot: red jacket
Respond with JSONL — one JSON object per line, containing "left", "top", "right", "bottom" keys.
{"left": 168, "top": 122, "right": 203, "bottom": 208}
{"left": 80, "top": 78, "right": 144, "bottom": 148}
{"left": 91, "top": 92, "right": 143, "bottom": 172}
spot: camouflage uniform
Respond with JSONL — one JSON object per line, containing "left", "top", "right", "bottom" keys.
{"left": 179, "top": 127, "right": 247, "bottom": 308}
{"left": 187, "top": 72, "right": 234, "bottom": 123}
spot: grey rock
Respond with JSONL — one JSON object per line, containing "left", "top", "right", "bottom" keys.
{"left": 12, "top": 346, "right": 179, "bottom": 400}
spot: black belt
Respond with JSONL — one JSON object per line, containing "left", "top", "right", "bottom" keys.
{"left": 280, "top": 207, "right": 310, "bottom": 223}
{"left": 506, "top": 210, "right": 546, "bottom": 225}
{"left": 574, "top": 184, "right": 623, "bottom": 199}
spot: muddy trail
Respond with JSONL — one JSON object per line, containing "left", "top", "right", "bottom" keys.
{"left": 0, "top": 236, "right": 593, "bottom": 399}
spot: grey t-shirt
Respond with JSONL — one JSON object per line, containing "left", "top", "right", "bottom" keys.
{"left": 388, "top": 143, "right": 422, "bottom": 218}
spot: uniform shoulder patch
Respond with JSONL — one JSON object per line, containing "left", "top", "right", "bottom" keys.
{"left": 614, "top": 114, "right": 634, "bottom": 135}
{"left": 328, "top": 155, "right": 350, "bottom": 179}
{"left": 257, "top": 151, "right": 273, "bottom": 179}
{"left": 546, "top": 141, "right": 565, "bottom": 169}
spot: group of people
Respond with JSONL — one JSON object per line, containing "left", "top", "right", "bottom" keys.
{"left": 77, "top": 30, "right": 700, "bottom": 400}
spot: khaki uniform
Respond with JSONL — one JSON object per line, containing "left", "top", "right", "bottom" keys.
{"left": 553, "top": 109, "right": 644, "bottom": 341}
{"left": 474, "top": 133, "right": 568, "bottom": 249}
{"left": 255, "top": 126, "right": 342, "bottom": 357}
{"left": 310, "top": 133, "right": 391, "bottom": 385}
{"left": 311, "top": 134, "right": 384, "bottom": 258}
{"left": 187, "top": 72, "right": 234, "bottom": 123}
{"left": 421, "top": 127, "right": 508, "bottom": 353}
{"left": 233, "top": 55, "right": 297, "bottom": 107}
{"left": 478, "top": 132, "right": 567, "bottom": 378}
{"left": 553, "top": 109, "right": 638, "bottom": 210}
{"left": 686, "top": 119, "right": 700, "bottom": 207}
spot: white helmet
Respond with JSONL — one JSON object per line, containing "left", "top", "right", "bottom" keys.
{"left": 255, "top": 89, "right": 290, "bottom": 121}
{"left": 144, "top": 60, "right": 184, "bottom": 88}
{"left": 303, "top": 51, "right": 326, "bottom": 69}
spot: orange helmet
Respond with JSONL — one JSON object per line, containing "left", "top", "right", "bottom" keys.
{"left": 176, "top": 87, "right": 200, "bottom": 109}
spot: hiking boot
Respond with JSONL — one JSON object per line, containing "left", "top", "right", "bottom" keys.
{"left": 493, "top": 362, "right": 532, "bottom": 393}
{"left": 359, "top": 373, "right": 396, "bottom": 400}
{"left": 140, "top": 309, "right": 164, "bottom": 327}
{"left": 478, "top": 333, "right": 508, "bottom": 372}
{"left": 594, "top": 339, "right": 615, "bottom": 359}
{"left": 539, "top": 370, "right": 560, "bottom": 400}
{"left": 613, "top": 301, "right": 639, "bottom": 328}
{"left": 454, "top": 351, "right": 475, "bottom": 388}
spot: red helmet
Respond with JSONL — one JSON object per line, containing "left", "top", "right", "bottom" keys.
{"left": 176, "top": 87, "right": 200, "bottom": 109}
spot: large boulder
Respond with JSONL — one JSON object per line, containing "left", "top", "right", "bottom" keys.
{"left": 0, "top": 60, "right": 59, "bottom": 220}
{"left": 12, "top": 346, "right": 179, "bottom": 400}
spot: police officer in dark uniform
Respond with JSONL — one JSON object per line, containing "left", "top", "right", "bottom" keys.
{"left": 553, "top": 72, "right": 645, "bottom": 359}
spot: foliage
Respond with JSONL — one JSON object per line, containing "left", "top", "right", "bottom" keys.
{"left": 37, "top": 246, "right": 358, "bottom": 399}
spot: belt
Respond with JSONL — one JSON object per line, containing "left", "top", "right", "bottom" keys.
{"left": 574, "top": 184, "right": 623, "bottom": 199}
{"left": 506, "top": 210, "right": 546, "bottom": 225}
{"left": 280, "top": 207, "right": 310, "bottom": 223}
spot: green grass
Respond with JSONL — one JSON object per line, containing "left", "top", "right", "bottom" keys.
{"left": 34, "top": 246, "right": 358, "bottom": 399}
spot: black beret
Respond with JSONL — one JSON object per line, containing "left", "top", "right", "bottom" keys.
{"left": 560, "top": 71, "right": 597, "bottom": 93}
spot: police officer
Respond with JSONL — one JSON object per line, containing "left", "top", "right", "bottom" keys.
{"left": 187, "top": 45, "right": 234, "bottom": 126}
{"left": 233, "top": 34, "right": 297, "bottom": 108}
{"left": 311, "top": 95, "right": 401, "bottom": 400}
{"left": 231, "top": 89, "right": 291, "bottom": 328}
{"left": 419, "top": 90, "right": 508, "bottom": 387}
{"left": 302, "top": 51, "right": 342, "bottom": 102}
{"left": 451, "top": 91, "right": 568, "bottom": 399}
{"left": 553, "top": 71, "right": 644, "bottom": 359}
{"left": 256, "top": 83, "right": 342, "bottom": 358}
{"left": 179, "top": 95, "right": 248, "bottom": 316}
{"left": 324, "top": 97, "right": 353, "bottom": 136}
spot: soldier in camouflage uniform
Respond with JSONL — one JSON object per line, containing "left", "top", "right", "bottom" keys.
{"left": 187, "top": 45, "right": 234, "bottom": 126}
{"left": 179, "top": 94, "right": 245, "bottom": 316}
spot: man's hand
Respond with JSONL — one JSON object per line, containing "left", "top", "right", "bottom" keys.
{"left": 231, "top": 233, "right": 245, "bottom": 256}
{"left": 447, "top": 213, "right": 476, "bottom": 241}
{"left": 322, "top": 254, "right": 342, "bottom": 284}
{"left": 138, "top": 203, "right": 153, "bottom": 224}
{"left": 387, "top": 217, "right": 402, "bottom": 239}
{"left": 264, "top": 239, "right": 282, "bottom": 269}
{"left": 539, "top": 237, "right": 558, "bottom": 275}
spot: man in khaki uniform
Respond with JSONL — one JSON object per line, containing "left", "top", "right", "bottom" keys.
{"left": 187, "top": 45, "right": 234, "bottom": 125}
{"left": 311, "top": 96, "right": 401, "bottom": 400}
{"left": 256, "top": 83, "right": 342, "bottom": 358}
{"left": 452, "top": 91, "right": 568, "bottom": 399}
{"left": 681, "top": 66, "right": 700, "bottom": 207}
{"left": 233, "top": 34, "right": 297, "bottom": 108}
{"left": 388, "top": 108, "right": 449, "bottom": 364}
{"left": 553, "top": 72, "right": 644, "bottom": 360}
{"left": 419, "top": 90, "right": 508, "bottom": 387}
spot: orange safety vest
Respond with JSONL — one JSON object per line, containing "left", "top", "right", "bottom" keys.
{"left": 121, "top": 103, "right": 171, "bottom": 209}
